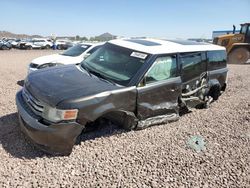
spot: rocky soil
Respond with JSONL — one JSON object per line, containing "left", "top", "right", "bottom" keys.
{"left": 0, "top": 50, "right": 249, "bottom": 187}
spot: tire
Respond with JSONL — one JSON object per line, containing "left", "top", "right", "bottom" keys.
{"left": 209, "top": 85, "right": 221, "bottom": 101}
{"left": 27, "top": 46, "right": 32, "bottom": 50}
{"left": 228, "top": 47, "right": 250, "bottom": 64}
{"left": 121, "top": 113, "right": 138, "bottom": 130}
{"left": 2, "top": 45, "right": 8, "bottom": 50}
{"left": 45, "top": 45, "right": 50, "bottom": 49}
{"left": 57, "top": 45, "right": 61, "bottom": 50}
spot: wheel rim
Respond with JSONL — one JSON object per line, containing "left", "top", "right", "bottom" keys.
{"left": 237, "top": 54, "right": 243, "bottom": 59}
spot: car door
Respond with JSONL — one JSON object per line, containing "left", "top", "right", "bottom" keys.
{"left": 136, "top": 55, "right": 182, "bottom": 120}
{"left": 179, "top": 52, "right": 207, "bottom": 87}
{"left": 32, "top": 40, "right": 40, "bottom": 48}
{"left": 245, "top": 25, "right": 250, "bottom": 43}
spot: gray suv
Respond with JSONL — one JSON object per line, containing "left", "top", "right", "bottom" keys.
{"left": 16, "top": 38, "right": 228, "bottom": 155}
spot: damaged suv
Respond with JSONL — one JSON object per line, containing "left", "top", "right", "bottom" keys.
{"left": 16, "top": 38, "right": 228, "bottom": 155}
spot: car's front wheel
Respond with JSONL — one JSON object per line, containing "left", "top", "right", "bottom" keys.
{"left": 27, "top": 46, "right": 32, "bottom": 50}
{"left": 1, "top": 45, "right": 9, "bottom": 50}
{"left": 45, "top": 45, "right": 51, "bottom": 49}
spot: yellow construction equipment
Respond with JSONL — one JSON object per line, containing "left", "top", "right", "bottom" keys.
{"left": 213, "top": 23, "right": 250, "bottom": 64}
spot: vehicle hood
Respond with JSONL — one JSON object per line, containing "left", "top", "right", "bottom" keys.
{"left": 25, "top": 65, "right": 120, "bottom": 107}
{"left": 31, "top": 54, "right": 82, "bottom": 65}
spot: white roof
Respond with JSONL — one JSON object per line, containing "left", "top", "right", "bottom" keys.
{"left": 108, "top": 38, "right": 225, "bottom": 55}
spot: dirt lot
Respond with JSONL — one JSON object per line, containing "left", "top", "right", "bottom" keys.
{"left": 0, "top": 50, "right": 249, "bottom": 187}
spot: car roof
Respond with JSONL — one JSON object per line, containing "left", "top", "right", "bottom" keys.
{"left": 108, "top": 38, "right": 225, "bottom": 54}
{"left": 79, "top": 42, "right": 105, "bottom": 46}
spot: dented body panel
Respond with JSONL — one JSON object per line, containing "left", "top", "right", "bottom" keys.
{"left": 25, "top": 65, "right": 120, "bottom": 107}
{"left": 16, "top": 91, "right": 85, "bottom": 155}
{"left": 208, "top": 67, "right": 228, "bottom": 88}
{"left": 137, "top": 77, "right": 182, "bottom": 120}
{"left": 58, "top": 86, "right": 137, "bottom": 122}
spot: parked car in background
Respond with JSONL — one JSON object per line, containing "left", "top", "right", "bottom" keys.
{"left": 0, "top": 40, "right": 12, "bottom": 50}
{"left": 16, "top": 38, "right": 227, "bottom": 155}
{"left": 10, "top": 39, "right": 21, "bottom": 48}
{"left": 22, "top": 38, "right": 53, "bottom": 49}
{"left": 28, "top": 42, "right": 104, "bottom": 73}
{"left": 17, "top": 39, "right": 31, "bottom": 49}
{"left": 55, "top": 39, "right": 74, "bottom": 50}
{"left": 17, "top": 38, "right": 53, "bottom": 49}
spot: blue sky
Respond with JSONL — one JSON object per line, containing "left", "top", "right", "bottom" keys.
{"left": 1, "top": 0, "right": 249, "bottom": 39}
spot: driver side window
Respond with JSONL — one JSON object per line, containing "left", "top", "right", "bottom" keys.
{"left": 247, "top": 25, "right": 250, "bottom": 36}
{"left": 145, "top": 55, "right": 177, "bottom": 84}
{"left": 241, "top": 25, "right": 247, "bottom": 34}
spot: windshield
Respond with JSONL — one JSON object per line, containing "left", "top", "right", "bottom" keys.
{"left": 62, "top": 44, "right": 91, "bottom": 57}
{"left": 81, "top": 43, "right": 149, "bottom": 85}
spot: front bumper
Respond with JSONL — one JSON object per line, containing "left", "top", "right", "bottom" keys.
{"left": 16, "top": 90, "right": 85, "bottom": 155}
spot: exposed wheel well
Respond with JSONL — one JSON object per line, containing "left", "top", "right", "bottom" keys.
{"left": 84, "top": 110, "right": 138, "bottom": 131}
{"left": 221, "top": 83, "right": 227, "bottom": 92}
{"left": 208, "top": 84, "right": 221, "bottom": 100}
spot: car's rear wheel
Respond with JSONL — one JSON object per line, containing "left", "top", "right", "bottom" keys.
{"left": 208, "top": 85, "right": 221, "bottom": 101}
{"left": 228, "top": 47, "right": 250, "bottom": 64}
{"left": 57, "top": 45, "right": 61, "bottom": 50}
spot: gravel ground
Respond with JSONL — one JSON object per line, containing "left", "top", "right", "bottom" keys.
{"left": 0, "top": 50, "right": 249, "bottom": 187}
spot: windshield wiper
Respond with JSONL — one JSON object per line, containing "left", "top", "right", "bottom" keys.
{"left": 61, "top": 54, "right": 74, "bottom": 57}
{"left": 89, "top": 70, "right": 117, "bottom": 85}
{"left": 80, "top": 63, "right": 92, "bottom": 77}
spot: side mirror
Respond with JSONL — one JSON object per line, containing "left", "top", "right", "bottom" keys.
{"left": 138, "top": 77, "right": 146, "bottom": 87}
{"left": 83, "top": 53, "right": 91, "bottom": 59}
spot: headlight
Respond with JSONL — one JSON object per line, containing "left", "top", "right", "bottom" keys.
{"left": 43, "top": 105, "right": 78, "bottom": 122}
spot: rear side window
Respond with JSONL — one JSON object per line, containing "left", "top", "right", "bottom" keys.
{"left": 207, "top": 50, "right": 227, "bottom": 70}
{"left": 145, "top": 55, "right": 177, "bottom": 84}
{"left": 180, "top": 52, "right": 206, "bottom": 82}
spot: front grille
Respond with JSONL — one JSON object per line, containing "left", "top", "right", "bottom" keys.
{"left": 30, "top": 63, "right": 38, "bottom": 68}
{"left": 22, "top": 88, "right": 44, "bottom": 116}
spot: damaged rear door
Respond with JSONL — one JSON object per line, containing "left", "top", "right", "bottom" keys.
{"left": 136, "top": 55, "right": 182, "bottom": 128}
